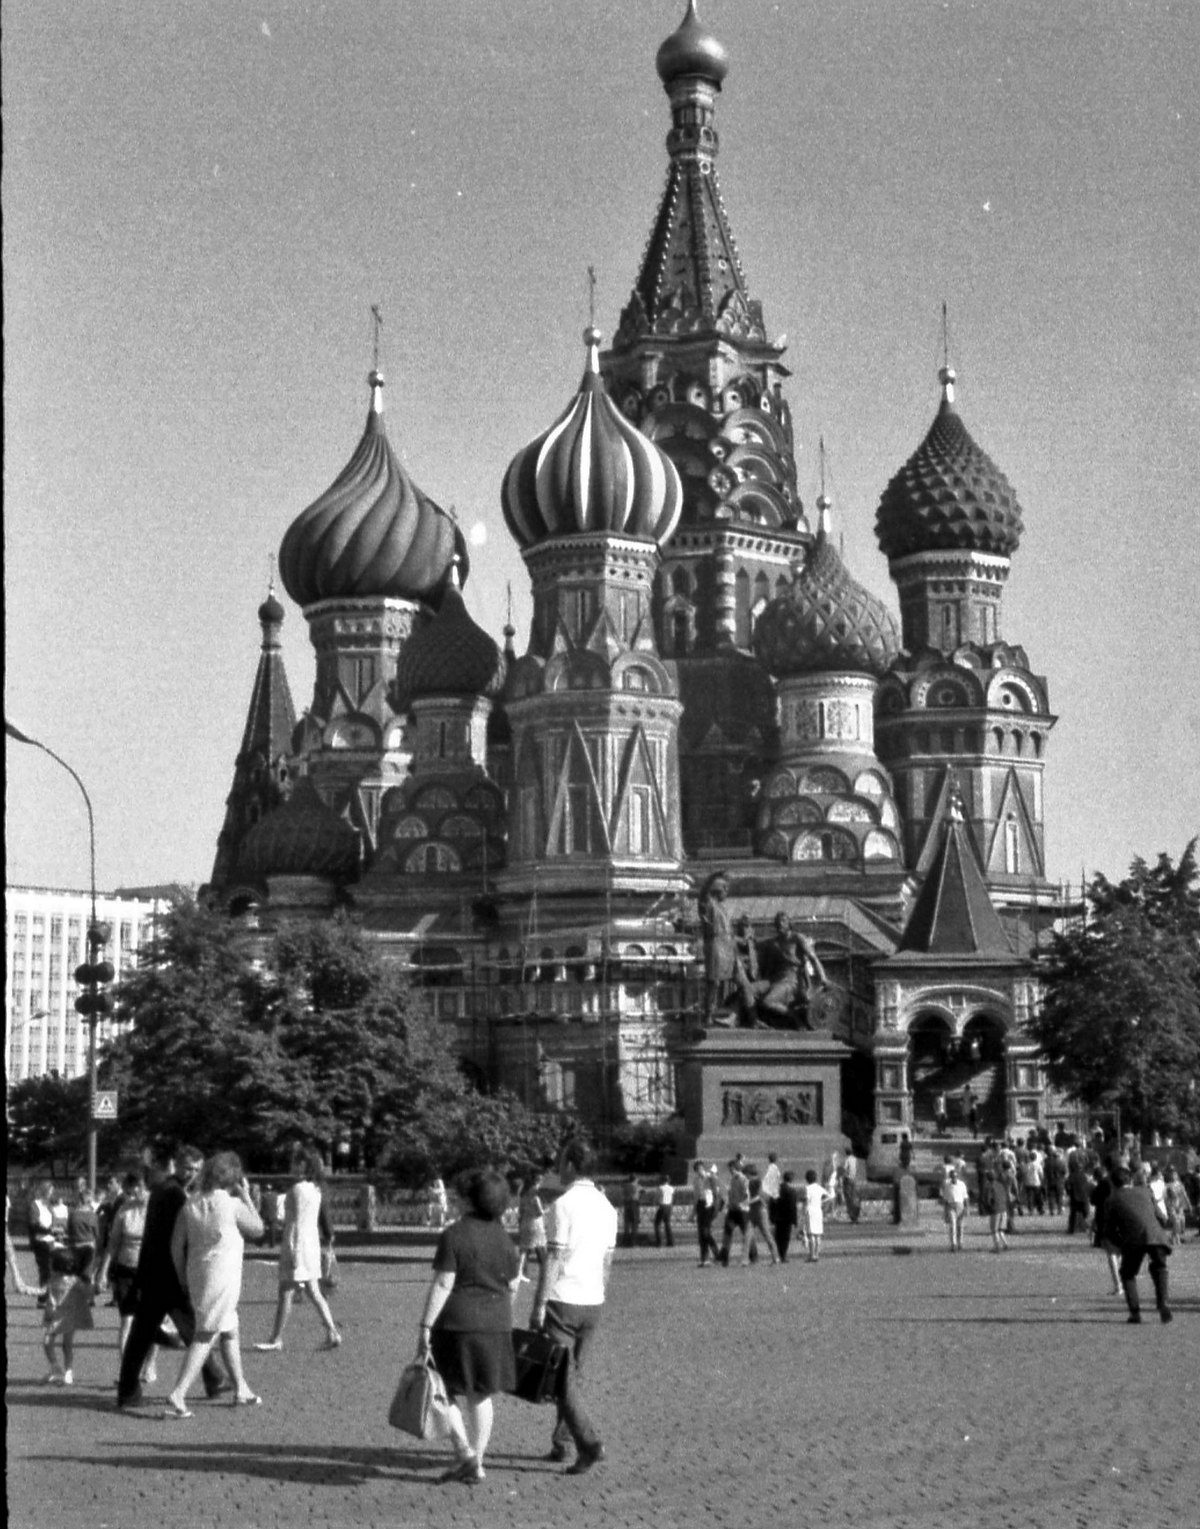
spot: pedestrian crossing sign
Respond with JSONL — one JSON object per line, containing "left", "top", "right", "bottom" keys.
{"left": 93, "top": 1091, "right": 118, "bottom": 1121}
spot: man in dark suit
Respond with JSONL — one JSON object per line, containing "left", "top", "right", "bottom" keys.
{"left": 1102, "top": 1164, "right": 1174, "bottom": 1324}
{"left": 116, "top": 1144, "right": 229, "bottom": 1407}
{"left": 775, "top": 1171, "right": 800, "bottom": 1262}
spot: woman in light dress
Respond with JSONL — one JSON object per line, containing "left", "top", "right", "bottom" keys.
{"left": 165, "top": 1150, "right": 264, "bottom": 1418}
{"left": 255, "top": 1151, "right": 341, "bottom": 1351}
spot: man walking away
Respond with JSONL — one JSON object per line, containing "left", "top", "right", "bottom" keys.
{"left": 532, "top": 1140, "right": 618, "bottom": 1475}
{"left": 653, "top": 1175, "right": 675, "bottom": 1248}
{"left": 1103, "top": 1165, "right": 1174, "bottom": 1324}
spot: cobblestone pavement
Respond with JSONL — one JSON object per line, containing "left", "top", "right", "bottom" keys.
{"left": 7, "top": 1211, "right": 1198, "bottom": 1529}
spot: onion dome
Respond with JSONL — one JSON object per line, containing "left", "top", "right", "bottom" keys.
{"left": 238, "top": 778, "right": 359, "bottom": 880}
{"left": 875, "top": 368, "right": 1024, "bottom": 560}
{"left": 279, "top": 369, "right": 468, "bottom": 607}
{"left": 258, "top": 587, "right": 285, "bottom": 628}
{"left": 394, "top": 562, "right": 506, "bottom": 701}
{"left": 754, "top": 510, "right": 901, "bottom": 679}
{"left": 656, "top": 1, "right": 729, "bottom": 87}
{"left": 502, "top": 328, "right": 683, "bottom": 550}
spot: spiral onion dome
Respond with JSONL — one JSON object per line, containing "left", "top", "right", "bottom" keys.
{"left": 875, "top": 374, "right": 1024, "bottom": 560}
{"left": 238, "top": 778, "right": 360, "bottom": 881}
{"left": 502, "top": 329, "right": 683, "bottom": 550}
{"left": 656, "top": 1, "right": 729, "bottom": 87}
{"left": 393, "top": 572, "right": 506, "bottom": 701}
{"left": 754, "top": 530, "right": 901, "bottom": 680}
{"left": 278, "top": 371, "right": 468, "bottom": 607}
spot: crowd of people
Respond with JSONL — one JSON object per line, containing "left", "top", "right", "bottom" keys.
{"left": 6, "top": 1124, "right": 1194, "bottom": 1483}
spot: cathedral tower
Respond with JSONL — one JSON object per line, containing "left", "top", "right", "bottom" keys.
{"left": 277, "top": 365, "right": 468, "bottom": 861}
{"left": 499, "top": 327, "right": 687, "bottom": 915}
{"left": 874, "top": 364, "right": 1057, "bottom": 938}
{"left": 602, "top": 1, "right": 810, "bottom": 855}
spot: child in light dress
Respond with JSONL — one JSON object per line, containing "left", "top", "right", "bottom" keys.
{"left": 42, "top": 1247, "right": 94, "bottom": 1384}
{"left": 801, "top": 1169, "right": 835, "bottom": 1262}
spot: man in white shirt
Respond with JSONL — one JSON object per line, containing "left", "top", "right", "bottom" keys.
{"left": 532, "top": 1140, "right": 618, "bottom": 1475}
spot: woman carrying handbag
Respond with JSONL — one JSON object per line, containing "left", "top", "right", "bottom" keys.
{"left": 413, "top": 1168, "right": 520, "bottom": 1485}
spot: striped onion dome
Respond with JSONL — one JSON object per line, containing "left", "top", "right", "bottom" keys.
{"left": 657, "top": 1, "right": 729, "bottom": 87}
{"left": 279, "top": 369, "right": 468, "bottom": 607}
{"left": 875, "top": 368, "right": 1024, "bottom": 560}
{"left": 394, "top": 562, "right": 506, "bottom": 701}
{"left": 501, "top": 328, "right": 683, "bottom": 550}
{"left": 238, "top": 778, "right": 360, "bottom": 880}
{"left": 755, "top": 501, "right": 901, "bottom": 679}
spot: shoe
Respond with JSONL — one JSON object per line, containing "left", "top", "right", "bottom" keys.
{"left": 164, "top": 1398, "right": 194, "bottom": 1420}
{"left": 566, "top": 1442, "right": 606, "bottom": 1476}
{"left": 44, "top": 1371, "right": 63, "bottom": 1385}
{"left": 1126, "top": 1313, "right": 1142, "bottom": 1324}
{"left": 203, "top": 1378, "right": 234, "bottom": 1399}
{"left": 116, "top": 1386, "right": 144, "bottom": 1410}
{"left": 439, "top": 1453, "right": 483, "bottom": 1485}
{"left": 546, "top": 1444, "right": 569, "bottom": 1463}
{"left": 62, "top": 1370, "right": 74, "bottom": 1386}
{"left": 322, "top": 1331, "right": 342, "bottom": 1349}
{"left": 1160, "top": 1307, "right": 1174, "bottom": 1324}
{"left": 253, "top": 1340, "right": 283, "bottom": 1352}
{"left": 232, "top": 1392, "right": 262, "bottom": 1407}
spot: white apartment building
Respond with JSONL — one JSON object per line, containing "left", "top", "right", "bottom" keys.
{"left": 4, "top": 885, "right": 172, "bottom": 1084}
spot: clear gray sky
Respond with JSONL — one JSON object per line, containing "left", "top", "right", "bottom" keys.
{"left": 5, "top": 0, "right": 1198, "bottom": 893}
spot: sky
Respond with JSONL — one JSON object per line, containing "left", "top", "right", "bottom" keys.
{"left": 4, "top": 0, "right": 1199, "bottom": 896}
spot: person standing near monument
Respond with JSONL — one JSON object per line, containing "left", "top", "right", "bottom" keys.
{"left": 801, "top": 1170, "right": 835, "bottom": 1261}
{"left": 691, "top": 1161, "right": 720, "bottom": 1266}
{"left": 941, "top": 1167, "right": 969, "bottom": 1252}
{"left": 718, "top": 1158, "right": 754, "bottom": 1266}
{"left": 775, "top": 1172, "right": 800, "bottom": 1261}
{"left": 761, "top": 1152, "right": 782, "bottom": 1232}
{"left": 652, "top": 1175, "right": 675, "bottom": 1249}
{"left": 531, "top": 1139, "right": 618, "bottom": 1475}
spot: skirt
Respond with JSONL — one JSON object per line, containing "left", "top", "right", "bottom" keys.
{"left": 430, "top": 1326, "right": 516, "bottom": 1402}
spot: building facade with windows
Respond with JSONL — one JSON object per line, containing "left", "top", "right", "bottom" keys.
{"left": 4, "top": 886, "right": 168, "bottom": 1085}
{"left": 203, "top": 4, "right": 1070, "bottom": 1154}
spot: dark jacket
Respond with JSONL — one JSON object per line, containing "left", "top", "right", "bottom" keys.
{"left": 135, "top": 1175, "right": 190, "bottom": 1305}
{"left": 776, "top": 1182, "right": 799, "bottom": 1231}
{"left": 1102, "top": 1186, "right": 1172, "bottom": 1251}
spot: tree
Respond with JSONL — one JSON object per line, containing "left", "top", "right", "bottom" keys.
{"left": 1033, "top": 841, "right": 1200, "bottom": 1143}
{"left": 101, "top": 895, "right": 573, "bottom": 1179}
{"left": 7, "top": 1072, "right": 90, "bottom": 1175}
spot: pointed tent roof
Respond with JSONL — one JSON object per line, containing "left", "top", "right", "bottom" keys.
{"left": 896, "top": 810, "right": 1014, "bottom": 959}
{"left": 207, "top": 591, "right": 298, "bottom": 893}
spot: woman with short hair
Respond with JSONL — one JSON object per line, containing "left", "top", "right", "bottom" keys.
{"left": 417, "top": 1168, "right": 520, "bottom": 1485}
{"left": 254, "top": 1151, "right": 341, "bottom": 1352}
{"left": 165, "top": 1151, "right": 264, "bottom": 1418}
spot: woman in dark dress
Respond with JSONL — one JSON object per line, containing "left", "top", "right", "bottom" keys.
{"left": 417, "top": 1168, "right": 519, "bottom": 1485}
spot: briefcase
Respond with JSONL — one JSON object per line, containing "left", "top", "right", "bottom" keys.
{"left": 508, "top": 1327, "right": 569, "bottom": 1405}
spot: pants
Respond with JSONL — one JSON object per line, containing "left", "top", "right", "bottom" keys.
{"left": 543, "top": 1300, "right": 604, "bottom": 1455}
{"left": 1119, "top": 1244, "right": 1171, "bottom": 1315}
{"left": 695, "top": 1203, "right": 719, "bottom": 1264}
{"left": 776, "top": 1221, "right": 797, "bottom": 1261}
{"left": 117, "top": 1286, "right": 225, "bottom": 1402}
{"left": 653, "top": 1206, "right": 674, "bottom": 1247}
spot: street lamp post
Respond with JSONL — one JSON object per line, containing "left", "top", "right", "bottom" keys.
{"left": 6, "top": 720, "right": 110, "bottom": 1193}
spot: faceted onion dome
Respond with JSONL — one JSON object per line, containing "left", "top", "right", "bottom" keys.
{"left": 279, "top": 369, "right": 468, "bottom": 607}
{"left": 754, "top": 512, "right": 901, "bottom": 679}
{"left": 502, "top": 328, "right": 683, "bottom": 550}
{"left": 394, "top": 564, "right": 506, "bottom": 701}
{"left": 875, "top": 368, "right": 1024, "bottom": 560}
{"left": 238, "top": 778, "right": 359, "bottom": 880}
{"left": 656, "top": 1, "right": 729, "bottom": 87}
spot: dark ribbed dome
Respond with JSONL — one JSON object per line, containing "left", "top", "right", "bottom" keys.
{"left": 279, "top": 370, "right": 468, "bottom": 607}
{"left": 754, "top": 526, "right": 900, "bottom": 679}
{"left": 394, "top": 573, "right": 506, "bottom": 701}
{"left": 238, "top": 779, "right": 359, "bottom": 880}
{"left": 258, "top": 591, "right": 285, "bottom": 627}
{"left": 656, "top": 1, "right": 729, "bottom": 87}
{"left": 876, "top": 375, "right": 1024, "bottom": 560}
{"left": 502, "top": 329, "right": 682, "bottom": 551}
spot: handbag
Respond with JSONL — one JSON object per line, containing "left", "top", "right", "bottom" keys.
{"left": 319, "top": 1246, "right": 339, "bottom": 1293}
{"left": 507, "top": 1327, "right": 569, "bottom": 1406}
{"left": 387, "top": 1352, "right": 452, "bottom": 1439}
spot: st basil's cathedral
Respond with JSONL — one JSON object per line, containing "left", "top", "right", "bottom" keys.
{"left": 205, "top": 4, "right": 1065, "bottom": 1162}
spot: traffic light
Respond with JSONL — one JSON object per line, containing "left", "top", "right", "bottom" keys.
{"left": 75, "top": 920, "right": 114, "bottom": 1018}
